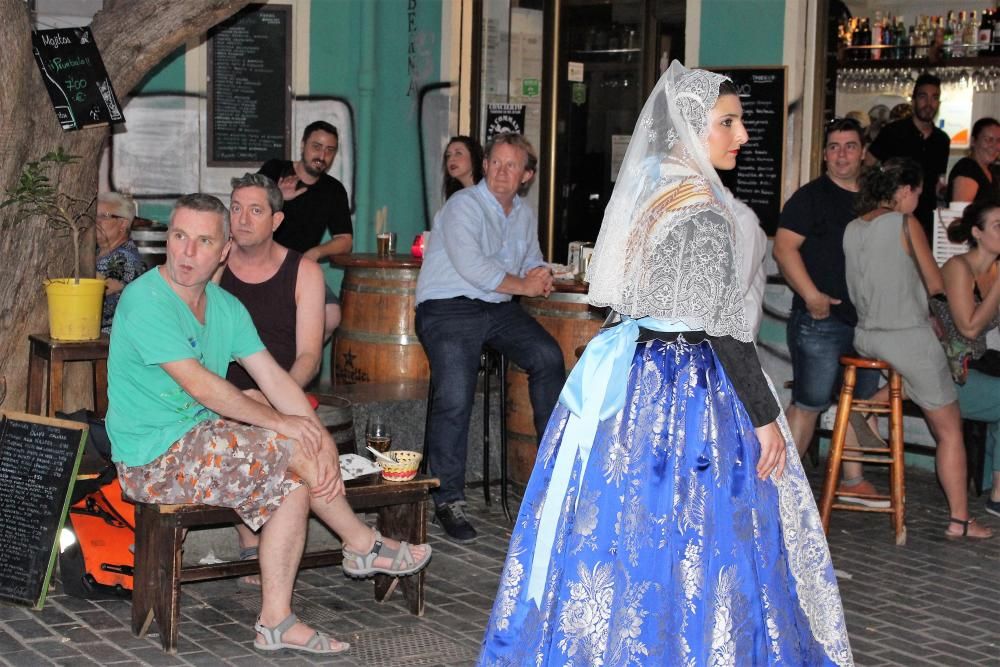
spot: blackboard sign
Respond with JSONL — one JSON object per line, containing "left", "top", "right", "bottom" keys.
{"left": 207, "top": 4, "right": 292, "bottom": 166}
{"left": 0, "top": 411, "right": 86, "bottom": 609}
{"left": 712, "top": 67, "right": 787, "bottom": 236}
{"left": 31, "top": 28, "right": 125, "bottom": 132}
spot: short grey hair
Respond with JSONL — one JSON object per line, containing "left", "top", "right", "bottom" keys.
{"left": 169, "top": 193, "right": 230, "bottom": 240}
{"left": 98, "top": 192, "right": 136, "bottom": 222}
{"left": 231, "top": 172, "right": 283, "bottom": 213}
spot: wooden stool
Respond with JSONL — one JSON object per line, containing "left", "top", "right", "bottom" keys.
{"left": 819, "top": 355, "right": 906, "bottom": 545}
{"left": 421, "top": 345, "right": 511, "bottom": 521}
{"left": 26, "top": 333, "right": 110, "bottom": 418}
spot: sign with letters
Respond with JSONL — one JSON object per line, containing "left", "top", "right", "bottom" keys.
{"left": 207, "top": 3, "right": 292, "bottom": 166}
{"left": 0, "top": 412, "right": 86, "bottom": 609}
{"left": 485, "top": 103, "right": 526, "bottom": 143}
{"left": 31, "top": 28, "right": 125, "bottom": 131}
{"left": 711, "top": 66, "right": 787, "bottom": 236}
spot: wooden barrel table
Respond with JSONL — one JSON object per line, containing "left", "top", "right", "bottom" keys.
{"left": 507, "top": 280, "right": 605, "bottom": 483}
{"left": 330, "top": 254, "right": 428, "bottom": 384}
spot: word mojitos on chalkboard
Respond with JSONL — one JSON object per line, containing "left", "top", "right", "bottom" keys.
{"left": 0, "top": 411, "right": 86, "bottom": 609}
{"left": 31, "top": 27, "right": 125, "bottom": 132}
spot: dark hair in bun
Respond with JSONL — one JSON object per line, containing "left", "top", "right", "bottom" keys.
{"left": 947, "top": 198, "right": 1000, "bottom": 246}
{"left": 856, "top": 157, "right": 923, "bottom": 214}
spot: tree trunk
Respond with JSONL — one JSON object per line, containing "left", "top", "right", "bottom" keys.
{"left": 0, "top": 0, "right": 252, "bottom": 412}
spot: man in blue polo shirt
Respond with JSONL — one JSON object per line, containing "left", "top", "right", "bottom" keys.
{"left": 416, "top": 133, "right": 565, "bottom": 542}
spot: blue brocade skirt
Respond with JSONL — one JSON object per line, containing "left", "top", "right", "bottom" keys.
{"left": 479, "top": 337, "right": 853, "bottom": 667}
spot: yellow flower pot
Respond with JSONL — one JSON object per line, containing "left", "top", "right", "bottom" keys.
{"left": 44, "top": 278, "right": 106, "bottom": 341}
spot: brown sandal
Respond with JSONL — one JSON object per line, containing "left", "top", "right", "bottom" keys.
{"left": 945, "top": 517, "right": 994, "bottom": 541}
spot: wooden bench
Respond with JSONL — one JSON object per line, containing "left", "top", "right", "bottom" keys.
{"left": 131, "top": 474, "right": 438, "bottom": 653}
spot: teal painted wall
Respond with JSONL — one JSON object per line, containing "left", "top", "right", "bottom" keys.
{"left": 698, "top": 0, "right": 785, "bottom": 66}
{"left": 309, "top": 0, "right": 442, "bottom": 254}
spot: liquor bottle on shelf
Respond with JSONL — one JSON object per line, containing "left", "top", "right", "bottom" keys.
{"left": 980, "top": 9, "right": 993, "bottom": 57}
{"left": 992, "top": 10, "right": 1000, "bottom": 55}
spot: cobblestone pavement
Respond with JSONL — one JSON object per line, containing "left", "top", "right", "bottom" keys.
{"left": 0, "top": 466, "right": 996, "bottom": 666}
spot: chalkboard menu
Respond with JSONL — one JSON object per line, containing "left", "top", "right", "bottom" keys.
{"left": 207, "top": 4, "right": 292, "bottom": 166}
{"left": 712, "top": 67, "right": 787, "bottom": 236}
{"left": 31, "top": 28, "right": 125, "bottom": 131}
{"left": 0, "top": 412, "right": 86, "bottom": 609}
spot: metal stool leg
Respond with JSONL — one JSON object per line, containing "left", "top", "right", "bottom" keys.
{"left": 420, "top": 379, "right": 433, "bottom": 474}
{"left": 482, "top": 351, "right": 492, "bottom": 507}
{"left": 497, "top": 353, "right": 511, "bottom": 522}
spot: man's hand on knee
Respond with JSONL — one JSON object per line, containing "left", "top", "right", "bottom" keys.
{"left": 310, "top": 444, "right": 345, "bottom": 501}
{"left": 278, "top": 414, "right": 327, "bottom": 456}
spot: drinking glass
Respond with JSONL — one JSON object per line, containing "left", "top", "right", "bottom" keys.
{"left": 365, "top": 414, "right": 392, "bottom": 454}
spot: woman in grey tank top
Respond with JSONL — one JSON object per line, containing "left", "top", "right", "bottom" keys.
{"left": 844, "top": 158, "right": 993, "bottom": 540}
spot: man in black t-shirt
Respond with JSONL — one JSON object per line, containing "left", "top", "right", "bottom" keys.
{"left": 867, "top": 73, "right": 951, "bottom": 240}
{"left": 259, "top": 121, "right": 353, "bottom": 338}
{"left": 774, "top": 118, "right": 883, "bottom": 506}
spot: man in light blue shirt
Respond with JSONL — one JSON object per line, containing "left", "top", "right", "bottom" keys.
{"left": 415, "top": 133, "right": 565, "bottom": 542}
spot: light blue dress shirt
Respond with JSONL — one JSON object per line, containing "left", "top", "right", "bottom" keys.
{"left": 415, "top": 180, "right": 546, "bottom": 304}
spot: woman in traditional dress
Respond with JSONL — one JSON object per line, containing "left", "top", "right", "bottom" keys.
{"left": 479, "top": 62, "right": 854, "bottom": 666}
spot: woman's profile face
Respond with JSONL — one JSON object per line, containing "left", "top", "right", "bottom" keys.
{"left": 445, "top": 141, "right": 474, "bottom": 186}
{"left": 893, "top": 184, "right": 922, "bottom": 215}
{"left": 972, "top": 207, "right": 1000, "bottom": 254}
{"left": 706, "top": 94, "right": 749, "bottom": 171}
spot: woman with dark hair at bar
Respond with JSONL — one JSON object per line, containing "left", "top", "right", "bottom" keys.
{"left": 480, "top": 61, "right": 853, "bottom": 666}
{"left": 441, "top": 135, "right": 484, "bottom": 200}
{"left": 947, "top": 117, "right": 1000, "bottom": 205}
{"left": 941, "top": 198, "right": 1000, "bottom": 517}
{"left": 844, "top": 157, "right": 993, "bottom": 540}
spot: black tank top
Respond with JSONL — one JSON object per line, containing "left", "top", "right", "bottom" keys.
{"left": 221, "top": 249, "right": 302, "bottom": 390}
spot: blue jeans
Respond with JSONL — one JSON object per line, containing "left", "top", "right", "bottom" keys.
{"left": 787, "top": 308, "right": 879, "bottom": 411}
{"left": 416, "top": 298, "right": 565, "bottom": 505}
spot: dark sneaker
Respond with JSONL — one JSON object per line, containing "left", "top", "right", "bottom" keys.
{"left": 434, "top": 501, "right": 477, "bottom": 543}
{"left": 986, "top": 497, "right": 1000, "bottom": 519}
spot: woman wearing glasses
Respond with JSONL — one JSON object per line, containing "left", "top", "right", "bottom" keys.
{"left": 96, "top": 192, "right": 146, "bottom": 332}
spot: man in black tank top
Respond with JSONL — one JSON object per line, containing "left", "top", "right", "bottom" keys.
{"left": 218, "top": 173, "right": 328, "bottom": 582}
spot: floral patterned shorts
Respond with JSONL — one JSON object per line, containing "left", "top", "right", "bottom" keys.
{"left": 116, "top": 419, "right": 303, "bottom": 531}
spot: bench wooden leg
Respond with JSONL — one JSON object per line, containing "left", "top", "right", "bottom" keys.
{"left": 132, "top": 504, "right": 157, "bottom": 638}
{"left": 374, "top": 498, "right": 428, "bottom": 615}
{"left": 133, "top": 506, "right": 185, "bottom": 653}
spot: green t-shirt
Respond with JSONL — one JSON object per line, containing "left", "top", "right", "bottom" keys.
{"left": 106, "top": 268, "right": 265, "bottom": 466}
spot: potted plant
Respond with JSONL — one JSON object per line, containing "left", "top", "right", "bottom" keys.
{"left": 1, "top": 148, "right": 105, "bottom": 341}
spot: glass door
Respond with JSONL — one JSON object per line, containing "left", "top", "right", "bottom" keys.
{"left": 551, "top": 0, "right": 685, "bottom": 262}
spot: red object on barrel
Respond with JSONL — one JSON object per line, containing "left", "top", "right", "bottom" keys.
{"left": 411, "top": 234, "right": 425, "bottom": 258}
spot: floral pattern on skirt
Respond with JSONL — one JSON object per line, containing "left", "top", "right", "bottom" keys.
{"left": 479, "top": 338, "right": 852, "bottom": 666}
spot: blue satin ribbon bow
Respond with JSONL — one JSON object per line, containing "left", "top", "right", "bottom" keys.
{"left": 524, "top": 316, "right": 692, "bottom": 605}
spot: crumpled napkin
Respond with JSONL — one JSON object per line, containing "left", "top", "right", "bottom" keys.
{"left": 549, "top": 262, "right": 576, "bottom": 281}
{"left": 339, "top": 453, "right": 380, "bottom": 480}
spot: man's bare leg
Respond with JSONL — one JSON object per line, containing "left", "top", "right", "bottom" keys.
{"left": 255, "top": 485, "right": 349, "bottom": 648}
{"left": 235, "top": 524, "right": 260, "bottom": 586}
{"left": 786, "top": 404, "right": 820, "bottom": 458}
{"left": 287, "top": 443, "right": 429, "bottom": 574}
